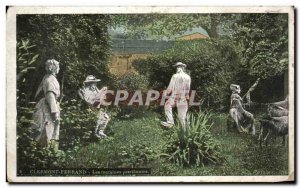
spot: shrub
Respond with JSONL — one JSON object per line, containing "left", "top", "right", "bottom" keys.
{"left": 17, "top": 98, "right": 102, "bottom": 171}
{"left": 115, "top": 72, "right": 150, "bottom": 118}
{"left": 17, "top": 105, "right": 66, "bottom": 172}
{"left": 163, "top": 112, "right": 224, "bottom": 167}
{"left": 116, "top": 72, "right": 149, "bottom": 92}
{"left": 133, "top": 39, "right": 239, "bottom": 110}
{"left": 59, "top": 99, "right": 100, "bottom": 150}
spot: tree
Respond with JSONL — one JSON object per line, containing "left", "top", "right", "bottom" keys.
{"left": 233, "top": 13, "right": 289, "bottom": 104}
{"left": 110, "top": 14, "right": 237, "bottom": 39}
{"left": 17, "top": 14, "right": 112, "bottom": 101}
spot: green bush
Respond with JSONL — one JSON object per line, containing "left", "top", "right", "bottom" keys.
{"left": 163, "top": 112, "right": 224, "bottom": 167}
{"left": 133, "top": 39, "right": 239, "bottom": 110}
{"left": 17, "top": 106, "right": 66, "bottom": 172}
{"left": 115, "top": 72, "right": 150, "bottom": 118}
{"left": 17, "top": 98, "right": 103, "bottom": 171}
{"left": 116, "top": 72, "right": 149, "bottom": 92}
{"left": 59, "top": 99, "right": 100, "bottom": 150}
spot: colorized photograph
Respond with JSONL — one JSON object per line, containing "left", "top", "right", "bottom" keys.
{"left": 7, "top": 6, "right": 295, "bottom": 182}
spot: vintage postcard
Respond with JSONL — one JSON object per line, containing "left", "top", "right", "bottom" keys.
{"left": 6, "top": 6, "right": 295, "bottom": 183}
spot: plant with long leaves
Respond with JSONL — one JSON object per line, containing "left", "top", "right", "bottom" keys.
{"left": 162, "top": 112, "right": 224, "bottom": 167}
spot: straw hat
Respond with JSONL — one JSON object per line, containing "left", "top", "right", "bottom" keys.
{"left": 84, "top": 75, "right": 101, "bottom": 83}
{"left": 173, "top": 62, "right": 187, "bottom": 68}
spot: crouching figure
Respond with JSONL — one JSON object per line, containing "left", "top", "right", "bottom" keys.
{"left": 228, "top": 84, "right": 255, "bottom": 135}
{"left": 78, "top": 75, "right": 110, "bottom": 138}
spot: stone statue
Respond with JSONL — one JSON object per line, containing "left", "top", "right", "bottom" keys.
{"left": 78, "top": 75, "right": 110, "bottom": 138}
{"left": 229, "top": 84, "right": 255, "bottom": 135}
{"left": 32, "top": 59, "right": 61, "bottom": 149}
{"left": 161, "top": 62, "right": 191, "bottom": 128}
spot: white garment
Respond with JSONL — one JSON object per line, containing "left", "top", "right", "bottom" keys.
{"left": 78, "top": 85, "right": 110, "bottom": 138}
{"left": 79, "top": 86, "right": 107, "bottom": 108}
{"left": 32, "top": 74, "right": 60, "bottom": 144}
{"left": 165, "top": 97, "right": 188, "bottom": 126}
{"left": 95, "top": 110, "right": 110, "bottom": 136}
{"left": 164, "top": 70, "right": 191, "bottom": 126}
{"left": 166, "top": 71, "right": 191, "bottom": 100}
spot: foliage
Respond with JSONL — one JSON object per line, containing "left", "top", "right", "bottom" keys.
{"left": 16, "top": 14, "right": 113, "bottom": 171}
{"left": 114, "top": 72, "right": 150, "bottom": 118}
{"left": 65, "top": 112, "right": 163, "bottom": 168}
{"left": 63, "top": 111, "right": 288, "bottom": 175}
{"left": 119, "top": 143, "right": 157, "bottom": 168}
{"left": 59, "top": 99, "right": 100, "bottom": 150}
{"left": 17, "top": 106, "right": 39, "bottom": 170}
{"left": 163, "top": 112, "right": 224, "bottom": 167}
{"left": 233, "top": 14, "right": 288, "bottom": 79}
{"left": 17, "top": 14, "right": 112, "bottom": 100}
{"left": 110, "top": 14, "right": 238, "bottom": 39}
{"left": 17, "top": 98, "right": 101, "bottom": 171}
{"left": 116, "top": 72, "right": 149, "bottom": 92}
{"left": 133, "top": 39, "right": 239, "bottom": 109}
{"left": 17, "top": 106, "right": 66, "bottom": 171}
{"left": 17, "top": 39, "right": 39, "bottom": 81}
{"left": 17, "top": 39, "right": 39, "bottom": 103}
{"left": 23, "top": 111, "right": 288, "bottom": 176}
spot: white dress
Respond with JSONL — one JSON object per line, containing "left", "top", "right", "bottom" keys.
{"left": 32, "top": 74, "right": 60, "bottom": 144}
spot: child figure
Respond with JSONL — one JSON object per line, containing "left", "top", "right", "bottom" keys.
{"left": 229, "top": 84, "right": 255, "bottom": 135}
{"left": 78, "top": 75, "right": 110, "bottom": 138}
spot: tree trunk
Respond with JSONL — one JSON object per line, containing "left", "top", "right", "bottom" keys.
{"left": 59, "top": 75, "right": 65, "bottom": 103}
{"left": 209, "top": 15, "right": 219, "bottom": 38}
{"left": 201, "top": 16, "right": 219, "bottom": 38}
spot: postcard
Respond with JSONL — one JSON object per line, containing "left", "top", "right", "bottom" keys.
{"left": 6, "top": 6, "right": 295, "bottom": 183}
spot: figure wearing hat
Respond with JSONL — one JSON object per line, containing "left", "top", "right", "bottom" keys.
{"left": 161, "top": 62, "right": 191, "bottom": 128}
{"left": 78, "top": 75, "right": 110, "bottom": 138}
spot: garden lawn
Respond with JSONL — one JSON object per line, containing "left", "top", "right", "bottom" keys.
{"left": 66, "top": 112, "right": 289, "bottom": 176}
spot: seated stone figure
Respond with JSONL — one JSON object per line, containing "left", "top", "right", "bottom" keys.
{"left": 228, "top": 84, "right": 255, "bottom": 135}
{"left": 78, "top": 75, "right": 110, "bottom": 138}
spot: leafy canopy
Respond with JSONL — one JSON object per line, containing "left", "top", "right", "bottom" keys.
{"left": 17, "top": 14, "right": 112, "bottom": 100}
{"left": 110, "top": 14, "right": 238, "bottom": 39}
{"left": 233, "top": 13, "right": 289, "bottom": 79}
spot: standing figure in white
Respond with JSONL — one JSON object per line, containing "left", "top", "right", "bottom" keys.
{"left": 32, "top": 59, "right": 61, "bottom": 149}
{"left": 78, "top": 75, "right": 110, "bottom": 138}
{"left": 161, "top": 62, "right": 191, "bottom": 128}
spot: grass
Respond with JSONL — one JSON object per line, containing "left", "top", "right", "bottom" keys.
{"left": 66, "top": 111, "right": 289, "bottom": 176}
